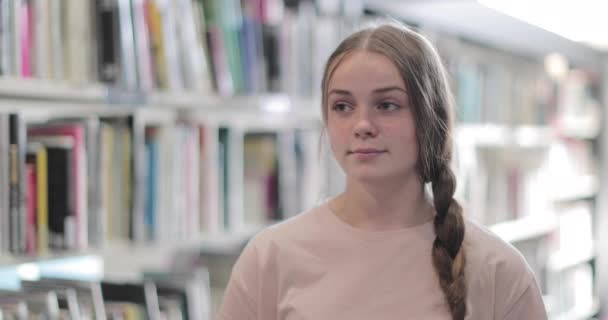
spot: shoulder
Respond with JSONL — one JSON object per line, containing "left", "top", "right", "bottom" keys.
{"left": 463, "top": 219, "right": 535, "bottom": 280}
{"left": 463, "top": 219, "right": 539, "bottom": 318}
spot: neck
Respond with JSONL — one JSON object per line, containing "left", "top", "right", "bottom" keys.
{"left": 330, "top": 176, "right": 434, "bottom": 231}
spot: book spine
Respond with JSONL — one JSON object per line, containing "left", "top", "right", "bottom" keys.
{"left": 36, "top": 146, "right": 48, "bottom": 254}
{"left": 19, "top": 0, "right": 31, "bottom": 77}
{"left": 9, "top": 113, "right": 26, "bottom": 254}
{"left": 25, "top": 163, "right": 36, "bottom": 253}
{"left": 0, "top": 115, "right": 8, "bottom": 252}
{"left": 117, "top": 0, "right": 138, "bottom": 90}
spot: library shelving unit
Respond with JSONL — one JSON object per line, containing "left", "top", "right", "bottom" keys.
{"left": 0, "top": 0, "right": 606, "bottom": 319}
{"left": 0, "top": 1, "right": 347, "bottom": 317}
{"left": 0, "top": 81, "right": 323, "bottom": 317}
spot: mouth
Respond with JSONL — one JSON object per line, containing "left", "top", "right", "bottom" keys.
{"left": 348, "top": 148, "right": 387, "bottom": 155}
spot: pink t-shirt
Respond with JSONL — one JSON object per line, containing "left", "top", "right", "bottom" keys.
{"left": 218, "top": 201, "right": 547, "bottom": 320}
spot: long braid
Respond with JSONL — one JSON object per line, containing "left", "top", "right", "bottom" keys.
{"left": 431, "top": 162, "right": 466, "bottom": 319}
{"left": 410, "top": 26, "right": 468, "bottom": 319}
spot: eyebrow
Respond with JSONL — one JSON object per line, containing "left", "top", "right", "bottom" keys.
{"left": 328, "top": 86, "right": 407, "bottom": 96}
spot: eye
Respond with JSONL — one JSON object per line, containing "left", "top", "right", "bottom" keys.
{"left": 331, "top": 102, "right": 353, "bottom": 113}
{"left": 377, "top": 102, "right": 400, "bottom": 111}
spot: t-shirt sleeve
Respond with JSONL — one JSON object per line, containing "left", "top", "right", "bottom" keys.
{"left": 502, "top": 278, "right": 548, "bottom": 320}
{"left": 217, "top": 240, "right": 260, "bottom": 320}
{"left": 489, "top": 236, "right": 548, "bottom": 320}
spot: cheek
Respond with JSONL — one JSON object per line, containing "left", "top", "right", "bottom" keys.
{"left": 385, "top": 122, "right": 418, "bottom": 155}
{"left": 326, "top": 119, "right": 348, "bottom": 144}
{"left": 326, "top": 127, "right": 346, "bottom": 156}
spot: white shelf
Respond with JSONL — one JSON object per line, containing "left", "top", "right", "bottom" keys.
{"left": 0, "top": 77, "right": 108, "bottom": 103}
{"left": 456, "top": 124, "right": 553, "bottom": 148}
{"left": 489, "top": 214, "right": 557, "bottom": 243}
{"left": 552, "top": 175, "right": 598, "bottom": 203}
{"left": 553, "top": 296, "right": 600, "bottom": 320}
{"left": 0, "top": 79, "right": 322, "bottom": 128}
{"left": 0, "top": 224, "right": 266, "bottom": 268}
{"left": 557, "top": 114, "right": 601, "bottom": 140}
{"left": 548, "top": 247, "right": 595, "bottom": 272}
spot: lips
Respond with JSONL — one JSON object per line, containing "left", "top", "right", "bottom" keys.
{"left": 349, "top": 148, "right": 387, "bottom": 154}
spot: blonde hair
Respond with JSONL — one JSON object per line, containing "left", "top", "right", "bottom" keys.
{"left": 321, "top": 22, "right": 467, "bottom": 319}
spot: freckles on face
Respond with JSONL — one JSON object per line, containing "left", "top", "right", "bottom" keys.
{"left": 324, "top": 51, "right": 419, "bottom": 181}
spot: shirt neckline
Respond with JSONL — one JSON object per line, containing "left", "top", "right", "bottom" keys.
{"left": 319, "top": 199, "right": 436, "bottom": 242}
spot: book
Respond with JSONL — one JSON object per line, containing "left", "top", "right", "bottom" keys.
{"left": 105, "top": 302, "right": 145, "bottom": 320}
{"left": 144, "top": 126, "right": 159, "bottom": 241}
{"left": 12, "top": 0, "right": 22, "bottom": 77}
{"left": 101, "top": 281, "right": 161, "bottom": 320}
{"left": 26, "top": 142, "right": 48, "bottom": 254}
{"left": 0, "top": 0, "right": 11, "bottom": 75}
{"left": 0, "top": 113, "right": 10, "bottom": 252}
{"left": 63, "top": 0, "right": 94, "bottom": 84}
{"left": 24, "top": 162, "right": 36, "bottom": 254}
{"left": 96, "top": 0, "right": 121, "bottom": 84}
{"left": 218, "top": 126, "right": 247, "bottom": 231}
{"left": 9, "top": 113, "right": 27, "bottom": 254}
{"left": 28, "top": 124, "right": 88, "bottom": 250}
{"left": 33, "top": 0, "right": 52, "bottom": 79}
{"left": 218, "top": 0, "right": 245, "bottom": 93}
{"left": 0, "top": 301, "right": 29, "bottom": 320}
{"left": 20, "top": 280, "right": 83, "bottom": 320}
{"left": 55, "top": 117, "right": 102, "bottom": 247}
{"left": 111, "top": 124, "right": 131, "bottom": 240}
{"left": 200, "top": 0, "right": 233, "bottom": 95}
{"left": 142, "top": 269, "right": 211, "bottom": 320}
{"left": 199, "top": 123, "right": 222, "bottom": 234}
{"left": 145, "top": 0, "right": 168, "bottom": 89}
{"left": 27, "top": 135, "right": 74, "bottom": 250}
{"left": 18, "top": 0, "right": 32, "bottom": 77}
{"left": 128, "top": 115, "right": 146, "bottom": 242}
{"left": 243, "top": 132, "right": 279, "bottom": 225}
{"left": 99, "top": 122, "right": 115, "bottom": 243}
{"left": 175, "top": 0, "right": 211, "bottom": 92}
{"left": 131, "top": 0, "right": 154, "bottom": 91}
{"left": 117, "top": 0, "right": 138, "bottom": 90}
{"left": 49, "top": 0, "right": 64, "bottom": 80}
{"left": 99, "top": 116, "right": 142, "bottom": 242}
{"left": 218, "top": 126, "right": 229, "bottom": 230}
{"left": 155, "top": 0, "right": 183, "bottom": 91}
{"left": 35, "top": 277, "right": 106, "bottom": 319}
{"left": 0, "top": 290, "right": 59, "bottom": 320}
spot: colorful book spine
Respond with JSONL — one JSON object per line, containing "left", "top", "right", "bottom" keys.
{"left": 28, "top": 125, "right": 88, "bottom": 250}
{"left": 35, "top": 146, "right": 48, "bottom": 254}
{"left": 19, "top": 0, "right": 32, "bottom": 77}
{"left": 25, "top": 163, "right": 36, "bottom": 254}
{"left": 9, "top": 113, "right": 26, "bottom": 254}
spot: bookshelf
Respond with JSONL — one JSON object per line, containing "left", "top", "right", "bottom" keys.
{"left": 0, "top": 0, "right": 605, "bottom": 319}
{"left": 401, "top": 6, "right": 605, "bottom": 319}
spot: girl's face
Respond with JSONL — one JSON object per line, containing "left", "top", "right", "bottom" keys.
{"left": 326, "top": 51, "right": 419, "bottom": 184}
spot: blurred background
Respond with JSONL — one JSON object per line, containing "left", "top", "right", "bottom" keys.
{"left": 0, "top": 0, "right": 606, "bottom": 319}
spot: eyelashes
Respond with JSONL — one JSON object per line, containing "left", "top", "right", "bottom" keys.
{"left": 329, "top": 101, "right": 402, "bottom": 113}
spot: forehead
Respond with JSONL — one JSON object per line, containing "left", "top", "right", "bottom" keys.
{"left": 328, "top": 51, "right": 406, "bottom": 91}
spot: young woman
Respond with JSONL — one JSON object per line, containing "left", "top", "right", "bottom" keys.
{"left": 218, "top": 22, "right": 547, "bottom": 320}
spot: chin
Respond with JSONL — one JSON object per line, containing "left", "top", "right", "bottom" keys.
{"left": 346, "top": 167, "right": 417, "bottom": 185}
{"left": 348, "top": 170, "right": 397, "bottom": 183}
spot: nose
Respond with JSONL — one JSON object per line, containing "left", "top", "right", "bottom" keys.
{"left": 353, "top": 108, "right": 378, "bottom": 139}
